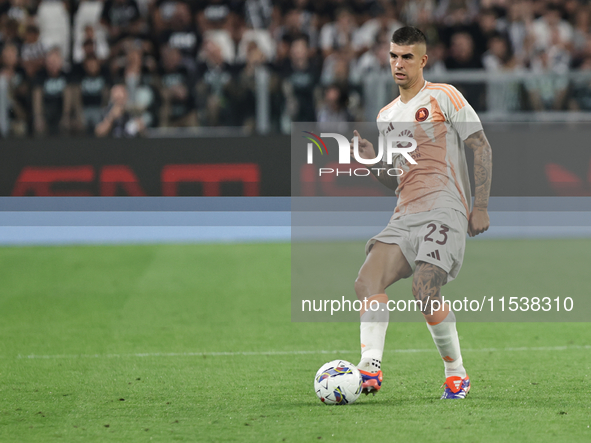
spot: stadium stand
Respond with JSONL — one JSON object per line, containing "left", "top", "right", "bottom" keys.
{"left": 0, "top": 0, "right": 590, "bottom": 137}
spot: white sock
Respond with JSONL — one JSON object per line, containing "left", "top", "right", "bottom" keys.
{"left": 358, "top": 294, "right": 389, "bottom": 372}
{"left": 426, "top": 310, "right": 466, "bottom": 378}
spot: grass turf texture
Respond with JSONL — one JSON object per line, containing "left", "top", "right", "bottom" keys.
{"left": 0, "top": 240, "right": 589, "bottom": 442}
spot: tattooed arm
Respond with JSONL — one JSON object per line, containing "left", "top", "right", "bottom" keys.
{"left": 463, "top": 130, "right": 492, "bottom": 237}
{"left": 349, "top": 130, "right": 399, "bottom": 191}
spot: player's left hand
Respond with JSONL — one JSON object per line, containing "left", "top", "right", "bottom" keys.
{"left": 468, "top": 208, "right": 490, "bottom": 237}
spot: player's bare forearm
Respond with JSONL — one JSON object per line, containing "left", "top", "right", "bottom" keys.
{"left": 465, "top": 130, "right": 492, "bottom": 209}
{"left": 350, "top": 130, "right": 398, "bottom": 191}
{"left": 464, "top": 130, "right": 492, "bottom": 236}
{"left": 368, "top": 161, "right": 399, "bottom": 191}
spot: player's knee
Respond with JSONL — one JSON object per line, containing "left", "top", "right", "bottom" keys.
{"left": 354, "top": 274, "right": 382, "bottom": 301}
{"left": 354, "top": 275, "right": 369, "bottom": 300}
{"left": 355, "top": 271, "right": 406, "bottom": 300}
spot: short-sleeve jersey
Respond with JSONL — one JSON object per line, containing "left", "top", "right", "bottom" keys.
{"left": 377, "top": 81, "right": 482, "bottom": 220}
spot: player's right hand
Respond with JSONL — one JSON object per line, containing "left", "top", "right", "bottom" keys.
{"left": 350, "top": 130, "right": 377, "bottom": 162}
{"left": 468, "top": 208, "right": 490, "bottom": 237}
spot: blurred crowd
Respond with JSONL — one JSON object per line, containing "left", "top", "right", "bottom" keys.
{"left": 1, "top": 0, "right": 591, "bottom": 137}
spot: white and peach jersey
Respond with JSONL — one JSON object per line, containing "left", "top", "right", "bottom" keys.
{"left": 376, "top": 80, "right": 482, "bottom": 220}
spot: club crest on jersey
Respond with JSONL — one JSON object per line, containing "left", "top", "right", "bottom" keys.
{"left": 415, "top": 107, "right": 429, "bottom": 122}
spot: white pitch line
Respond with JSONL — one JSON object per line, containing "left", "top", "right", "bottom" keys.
{"left": 6, "top": 345, "right": 590, "bottom": 360}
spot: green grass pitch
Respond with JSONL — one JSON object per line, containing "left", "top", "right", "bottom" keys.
{"left": 0, "top": 240, "right": 590, "bottom": 442}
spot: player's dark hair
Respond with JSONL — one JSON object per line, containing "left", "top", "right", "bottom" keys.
{"left": 391, "top": 27, "right": 427, "bottom": 47}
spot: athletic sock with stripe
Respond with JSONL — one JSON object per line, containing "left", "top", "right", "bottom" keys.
{"left": 358, "top": 294, "right": 388, "bottom": 372}
{"left": 426, "top": 310, "right": 467, "bottom": 378}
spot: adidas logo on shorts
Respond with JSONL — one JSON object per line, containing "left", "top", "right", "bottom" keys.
{"left": 426, "top": 250, "right": 441, "bottom": 260}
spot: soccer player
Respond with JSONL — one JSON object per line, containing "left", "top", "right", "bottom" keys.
{"left": 350, "top": 27, "right": 492, "bottom": 399}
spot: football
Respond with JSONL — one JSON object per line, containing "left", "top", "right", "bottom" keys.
{"left": 314, "top": 360, "right": 363, "bottom": 405}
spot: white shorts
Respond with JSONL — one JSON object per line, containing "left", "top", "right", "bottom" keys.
{"left": 365, "top": 208, "right": 468, "bottom": 283}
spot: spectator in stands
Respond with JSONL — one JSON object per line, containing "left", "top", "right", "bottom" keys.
{"left": 569, "top": 56, "right": 591, "bottom": 111}
{"left": 157, "top": 1, "right": 200, "bottom": 72}
{"left": 244, "top": 0, "right": 273, "bottom": 30}
{"left": 0, "top": 0, "right": 9, "bottom": 18}
{"left": 482, "top": 33, "right": 518, "bottom": 71}
{"left": 114, "top": 43, "right": 157, "bottom": 127}
{"left": 3, "top": 0, "right": 34, "bottom": 27}
{"left": 435, "top": 0, "right": 478, "bottom": 25}
{"left": 349, "top": 0, "right": 373, "bottom": 26}
{"left": 437, "top": 2, "right": 481, "bottom": 52}
{"left": 525, "top": 40, "right": 570, "bottom": 111}
{"left": 195, "top": 0, "right": 236, "bottom": 65}
{"left": 195, "top": 0, "right": 233, "bottom": 33}
{"left": 2, "top": 0, "right": 591, "bottom": 138}
{"left": 417, "top": 8, "right": 442, "bottom": 47}
{"left": 271, "top": 33, "right": 290, "bottom": 72}
{"left": 100, "top": 0, "right": 143, "bottom": 44}
{"left": 228, "top": 4, "right": 247, "bottom": 61}
{"left": 273, "top": 7, "right": 318, "bottom": 50}
{"left": 573, "top": 33, "right": 591, "bottom": 69}
{"left": 95, "top": 83, "right": 146, "bottom": 137}
{"left": 563, "top": 0, "right": 582, "bottom": 25}
{"left": 236, "top": 26, "right": 275, "bottom": 65}
{"left": 505, "top": 0, "right": 533, "bottom": 65}
{"left": 0, "top": 18, "right": 22, "bottom": 51}
{"left": 152, "top": 0, "right": 193, "bottom": 34}
{"left": 196, "top": 38, "right": 232, "bottom": 125}
{"left": 72, "top": 0, "right": 111, "bottom": 63}
{"left": 20, "top": 24, "right": 44, "bottom": 80}
{"left": 32, "top": 48, "right": 70, "bottom": 136}
{"left": 0, "top": 42, "right": 28, "bottom": 135}
{"left": 445, "top": 32, "right": 485, "bottom": 110}
{"left": 225, "top": 41, "right": 266, "bottom": 129}
{"left": 351, "top": 30, "right": 393, "bottom": 121}
{"left": 112, "top": 42, "right": 153, "bottom": 82}
{"left": 287, "top": 0, "right": 317, "bottom": 33}
{"left": 424, "top": 42, "right": 447, "bottom": 74}
{"left": 73, "top": 25, "right": 110, "bottom": 64}
{"left": 319, "top": 8, "right": 358, "bottom": 58}
{"left": 572, "top": 7, "right": 590, "bottom": 61}
{"left": 320, "top": 48, "right": 353, "bottom": 88}
{"left": 110, "top": 29, "right": 157, "bottom": 73}
{"left": 36, "top": 0, "right": 71, "bottom": 62}
{"left": 401, "top": 0, "right": 436, "bottom": 27}
{"left": 482, "top": 33, "right": 522, "bottom": 112}
{"left": 158, "top": 45, "right": 197, "bottom": 127}
{"left": 71, "top": 54, "right": 111, "bottom": 133}
{"left": 355, "top": 3, "right": 402, "bottom": 54}
{"left": 530, "top": 4, "right": 573, "bottom": 55}
{"left": 282, "top": 35, "right": 319, "bottom": 123}
{"left": 267, "top": 34, "right": 290, "bottom": 132}
{"left": 445, "top": 31, "right": 483, "bottom": 70}
{"left": 311, "top": 0, "right": 340, "bottom": 28}
{"left": 79, "top": 37, "right": 97, "bottom": 61}
{"left": 316, "top": 84, "right": 352, "bottom": 124}
{"left": 472, "top": 8, "right": 506, "bottom": 57}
